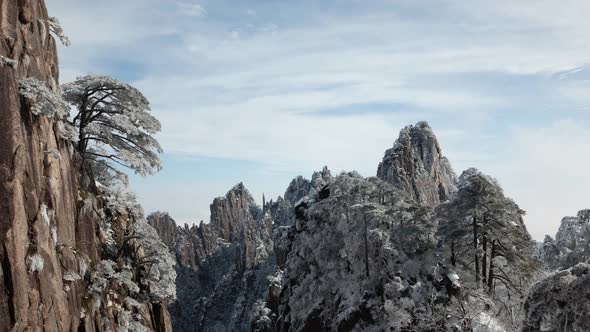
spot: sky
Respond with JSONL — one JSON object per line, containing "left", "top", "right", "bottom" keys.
{"left": 48, "top": 0, "right": 590, "bottom": 240}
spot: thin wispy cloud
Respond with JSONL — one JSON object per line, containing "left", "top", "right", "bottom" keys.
{"left": 49, "top": 0, "right": 590, "bottom": 236}
{"left": 177, "top": 2, "right": 206, "bottom": 17}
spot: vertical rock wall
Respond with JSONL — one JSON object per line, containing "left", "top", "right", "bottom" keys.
{"left": 148, "top": 183, "right": 275, "bottom": 331}
{"left": 0, "top": 1, "right": 171, "bottom": 331}
{"left": 0, "top": 1, "right": 79, "bottom": 330}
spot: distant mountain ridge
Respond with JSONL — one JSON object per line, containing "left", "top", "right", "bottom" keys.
{"left": 153, "top": 121, "right": 550, "bottom": 332}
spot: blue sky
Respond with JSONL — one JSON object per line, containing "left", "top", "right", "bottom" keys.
{"left": 49, "top": 0, "right": 590, "bottom": 240}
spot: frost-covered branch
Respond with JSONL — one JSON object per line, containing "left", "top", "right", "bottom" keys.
{"left": 19, "top": 78, "right": 69, "bottom": 118}
{"left": 0, "top": 54, "right": 17, "bottom": 68}
{"left": 62, "top": 75, "right": 162, "bottom": 176}
{"left": 18, "top": 77, "right": 78, "bottom": 141}
{"left": 48, "top": 17, "right": 71, "bottom": 46}
{"left": 130, "top": 220, "right": 177, "bottom": 302}
{"left": 92, "top": 160, "right": 144, "bottom": 218}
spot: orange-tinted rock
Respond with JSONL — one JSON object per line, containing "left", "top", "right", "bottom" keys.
{"left": 0, "top": 1, "right": 172, "bottom": 331}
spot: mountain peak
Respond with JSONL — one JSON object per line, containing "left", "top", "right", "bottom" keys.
{"left": 210, "top": 182, "right": 256, "bottom": 242}
{"left": 377, "top": 121, "right": 457, "bottom": 206}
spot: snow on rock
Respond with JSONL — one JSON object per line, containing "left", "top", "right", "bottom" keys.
{"left": 283, "top": 176, "right": 312, "bottom": 206}
{"left": 377, "top": 121, "right": 457, "bottom": 207}
{"left": 274, "top": 173, "right": 461, "bottom": 331}
{"left": 538, "top": 209, "right": 590, "bottom": 270}
{"left": 268, "top": 167, "right": 333, "bottom": 227}
{"left": 148, "top": 183, "right": 275, "bottom": 331}
{"left": 523, "top": 263, "right": 590, "bottom": 332}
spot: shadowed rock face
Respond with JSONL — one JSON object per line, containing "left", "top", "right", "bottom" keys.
{"left": 211, "top": 182, "right": 258, "bottom": 242}
{"left": 284, "top": 176, "right": 312, "bottom": 205}
{"left": 148, "top": 211, "right": 177, "bottom": 248}
{"left": 148, "top": 183, "right": 274, "bottom": 331}
{"left": 0, "top": 1, "right": 171, "bottom": 331}
{"left": 523, "top": 263, "right": 590, "bottom": 332}
{"left": 0, "top": 4, "right": 74, "bottom": 328}
{"left": 149, "top": 183, "right": 272, "bottom": 272}
{"left": 377, "top": 121, "right": 457, "bottom": 207}
{"left": 539, "top": 209, "right": 590, "bottom": 270}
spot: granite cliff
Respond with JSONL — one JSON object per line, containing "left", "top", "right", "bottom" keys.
{"left": 522, "top": 209, "right": 590, "bottom": 331}
{"left": 377, "top": 121, "right": 457, "bottom": 207}
{"left": 0, "top": 1, "right": 172, "bottom": 330}
{"left": 538, "top": 209, "right": 590, "bottom": 270}
{"left": 148, "top": 184, "right": 274, "bottom": 331}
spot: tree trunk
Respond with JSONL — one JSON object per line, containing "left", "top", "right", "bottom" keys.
{"left": 482, "top": 216, "right": 488, "bottom": 286}
{"left": 345, "top": 206, "right": 349, "bottom": 223}
{"left": 473, "top": 216, "right": 480, "bottom": 287}
{"left": 364, "top": 214, "right": 370, "bottom": 278}
{"left": 488, "top": 240, "right": 495, "bottom": 293}
{"left": 451, "top": 242, "right": 456, "bottom": 267}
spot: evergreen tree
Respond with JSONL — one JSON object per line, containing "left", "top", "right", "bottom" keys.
{"left": 62, "top": 75, "right": 163, "bottom": 176}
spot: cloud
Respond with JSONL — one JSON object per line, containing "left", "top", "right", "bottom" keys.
{"left": 177, "top": 2, "right": 206, "bottom": 17}
{"left": 47, "top": 0, "right": 590, "bottom": 238}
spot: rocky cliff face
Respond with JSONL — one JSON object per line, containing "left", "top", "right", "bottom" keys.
{"left": 523, "top": 263, "right": 590, "bottom": 332}
{"left": 0, "top": 1, "right": 171, "bottom": 331}
{"left": 531, "top": 209, "right": 590, "bottom": 330}
{"left": 268, "top": 166, "right": 333, "bottom": 228}
{"left": 211, "top": 183, "right": 259, "bottom": 243}
{"left": 377, "top": 121, "right": 457, "bottom": 207}
{"left": 147, "top": 168, "right": 336, "bottom": 331}
{"left": 147, "top": 211, "right": 177, "bottom": 249}
{"left": 0, "top": 3, "right": 73, "bottom": 329}
{"left": 538, "top": 209, "right": 590, "bottom": 270}
{"left": 148, "top": 183, "right": 274, "bottom": 331}
{"left": 149, "top": 183, "right": 272, "bottom": 273}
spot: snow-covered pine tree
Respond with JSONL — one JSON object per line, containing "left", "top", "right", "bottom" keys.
{"left": 47, "top": 17, "right": 71, "bottom": 46}
{"left": 436, "top": 168, "right": 539, "bottom": 329}
{"left": 437, "top": 168, "right": 537, "bottom": 293}
{"left": 18, "top": 77, "right": 78, "bottom": 141}
{"left": 62, "top": 75, "right": 163, "bottom": 176}
{"left": 130, "top": 220, "right": 177, "bottom": 303}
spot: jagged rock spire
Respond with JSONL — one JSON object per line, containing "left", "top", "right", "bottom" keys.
{"left": 377, "top": 121, "right": 457, "bottom": 207}
{"left": 210, "top": 182, "right": 257, "bottom": 242}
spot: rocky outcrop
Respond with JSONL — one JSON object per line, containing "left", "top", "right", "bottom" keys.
{"left": 377, "top": 121, "right": 457, "bottom": 207}
{"left": 211, "top": 183, "right": 258, "bottom": 242}
{"left": 555, "top": 210, "right": 590, "bottom": 251}
{"left": 147, "top": 211, "right": 177, "bottom": 249}
{"left": 149, "top": 183, "right": 271, "bottom": 272}
{"left": 148, "top": 169, "right": 339, "bottom": 331}
{"left": 148, "top": 183, "right": 275, "bottom": 331}
{"left": 0, "top": 1, "right": 171, "bottom": 331}
{"left": 268, "top": 166, "right": 333, "bottom": 227}
{"left": 283, "top": 176, "right": 311, "bottom": 206}
{"left": 150, "top": 168, "right": 338, "bottom": 331}
{"left": 523, "top": 263, "right": 590, "bottom": 332}
{"left": 539, "top": 209, "right": 590, "bottom": 270}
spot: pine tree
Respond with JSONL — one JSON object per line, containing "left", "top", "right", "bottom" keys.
{"left": 62, "top": 75, "right": 162, "bottom": 176}
{"left": 437, "top": 168, "right": 538, "bottom": 294}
